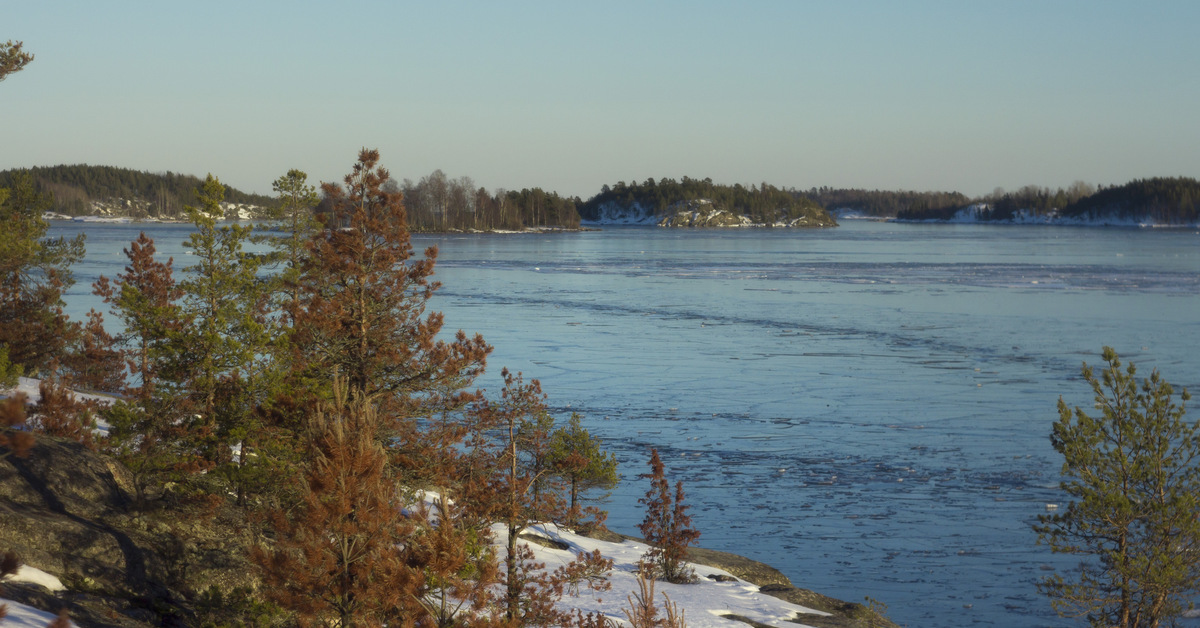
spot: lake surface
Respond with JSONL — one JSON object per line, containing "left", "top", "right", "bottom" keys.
{"left": 53, "top": 220, "right": 1200, "bottom": 627}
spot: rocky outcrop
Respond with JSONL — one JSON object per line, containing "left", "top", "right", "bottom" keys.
{"left": 657, "top": 200, "right": 751, "bottom": 227}
{"left": 0, "top": 435, "right": 261, "bottom": 626}
{"left": 585, "top": 198, "right": 838, "bottom": 228}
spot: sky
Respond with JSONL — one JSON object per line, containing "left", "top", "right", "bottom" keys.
{"left": 3, "top": 1, "right": 1199, "bottom": 200}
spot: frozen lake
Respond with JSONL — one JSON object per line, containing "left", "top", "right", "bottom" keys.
{"left": 54, "top": 219, "right": 1200, "bottom": 626}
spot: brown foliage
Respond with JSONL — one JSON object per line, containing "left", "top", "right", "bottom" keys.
{"left": 638, "top": 449, "right": 700, "bottom": 584}
{"left": 254, "top": 386, "right": 420, "bottom": 626}
{"left": 622, "top": 571, "right": 686, "bottom": 628}
{"left": 60, "top": 308, "right": 125, "bottom": 393}
{"left": 94, "top": 232, "right": 185, "bottom": 400}
{"left": 0, "top": 393, "right": 33, "bottom": 460}
{"left": 0, "top": 268, "right": 75, "bottom": 375}
{"left": 294, "top": 149, "right": 490, "bottom": 419}
{"left": 30, "top": 375, "right": 97, "bottom": 449}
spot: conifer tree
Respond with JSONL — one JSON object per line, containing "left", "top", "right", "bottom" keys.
{"left": 267, "top": 169, "right": 321, "bottom": 327}
{"left": 548, "top": 413, "right": 618, "bottom": 529}
{"left": 93, "top": 233, "right": 185, "bottom": 401}
{"left": 1035, "top": 347, "right": 1199, "bottom": 628}
{"left": 254, "top": 382, "right": 415, "bottom": 626}
{"left": 29, "top": 375, "right": 98, "bottom": 449}
{"left": 294, "top": 149, "right": 490, "bottom": 419}
{"left": 93, "top": 233, "right": 199, "bottom": 506}
{"left": 638, "top": 448, "right": 700, "bottom": 584}
{"left": 467, "top": 370, "right": 613, "bottom": 626}
{"left": 252, "top": 380, "right": 505, "bottom": 628}
{"left": 175, "top": 174, "right": 278, "bottom": 482}
{"left": 0, "top": 40, "right": 33, "bottom": 82}
{"left": 0, "top": 346, "right": 21, "bottom": 388}
{"left": 0, "top": 172, "right": 85, "bottom": 374}
{"left": 61, "top": 307, "right": 124, "bottom": 392}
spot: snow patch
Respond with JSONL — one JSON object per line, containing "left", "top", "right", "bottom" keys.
{"left": 8, "top": 566, "right": 65, "bottom": 593}
{"left": 513, "top": 523, "right": 830, "bottom": 627}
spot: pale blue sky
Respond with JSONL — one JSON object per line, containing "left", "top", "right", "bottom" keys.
{"left": 3, "top": 1, "right": 1198, "bottom": 199}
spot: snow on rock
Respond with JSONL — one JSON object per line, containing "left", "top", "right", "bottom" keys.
{"left": 8, "top": 566, "right": 65, "bottom": 593}
{"left": 515, "top": 522, "right": 830, "bottom": 628}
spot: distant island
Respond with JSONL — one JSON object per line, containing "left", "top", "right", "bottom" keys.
{"left": 578, "top": 177, "right": 837, "bottom": 228}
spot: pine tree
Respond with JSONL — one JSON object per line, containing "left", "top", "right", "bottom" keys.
{"left": 94, "top": 233, "right": 185, "bottom": 400}
{"left": 0, "top": 172, "right": 85, "bottom": 375}
{"left": 0, "top": 393, "right": 32, "bottom": 462}
{"left": 1035, "top": 347, "right": 1199, "bottom": 627}
{"left": 94, "top": 232, "right": 199, "bottom": 507}
{"left": 29, "top": 375, "right": 98, "bottom": 449}
{"left": 548, "top": 413, "right": 618, "bottom": 529}
{"left": 60, "top": 307, "right": 124, "bottom": 392}
{"left": 294, "top": 149, "right": 490, "bottom": 419}
{"left": 175, "top": 174, "right": 278, "bottom": 486}
{"left": 0, "top": 40, "right": 33, "bottom": 82}
{"left": 254, "top": 382, "right": 421, "bottom": 626}
{"left": 638, "top": 448, "right": 700, "bottom": 584}
{"left": 266, "top": 169, "right": 321, "bottom": 327}
{"left": 470, "top": 370, "right": 563, "bottom": 623}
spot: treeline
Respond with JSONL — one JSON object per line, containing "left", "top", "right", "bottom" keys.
{"left": 1058, "top": 177, "right": 1200, "bottom": 224}
{"left": 803, "top": 187, "right": 970, "bottom": 218}
{"left": 0, "top": 164, "right": 277, "bottom": 218}
{"left": 891, "top": 178, "right": 1200, "bottom": 223}
{"left": 396, "top": 169, "right": 582, "bottom": 231}
{"left": 578, "top": 176, "right": 828, "bottom": 224}
{"left": 2, "top": 163, "right": 584, "bottom": 231}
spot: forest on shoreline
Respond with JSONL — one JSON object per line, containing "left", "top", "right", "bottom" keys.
{"left": 7, "top": 164, "right": 1199, "bottom": 229}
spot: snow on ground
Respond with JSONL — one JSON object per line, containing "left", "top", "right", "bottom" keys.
{"left": 4, "top": 525, "right": 824, "bottom": 628}
{"left": 2, "top": 378, "right": 115, "bottom": 437}
{"left": 516, "top": 522, "right": 829, "bottom": 628}
{"left": 1, "top": 566, "right": 71, "bottom": 627}
{"left": 0, "top": 598, "right": 72, "bottom": 628}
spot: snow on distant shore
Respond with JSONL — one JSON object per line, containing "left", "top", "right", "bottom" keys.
{"left": 895, "top": 204, "right": 1200, "bottom": 228}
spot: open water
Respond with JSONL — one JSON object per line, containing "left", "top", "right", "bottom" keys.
{"left": 53, "top": 219, "right": 1200, "bottom": 627}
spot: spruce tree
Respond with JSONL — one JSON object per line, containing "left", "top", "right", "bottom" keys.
{"left": 1035, "top": 347, "right": 1199, "bottom": 627}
